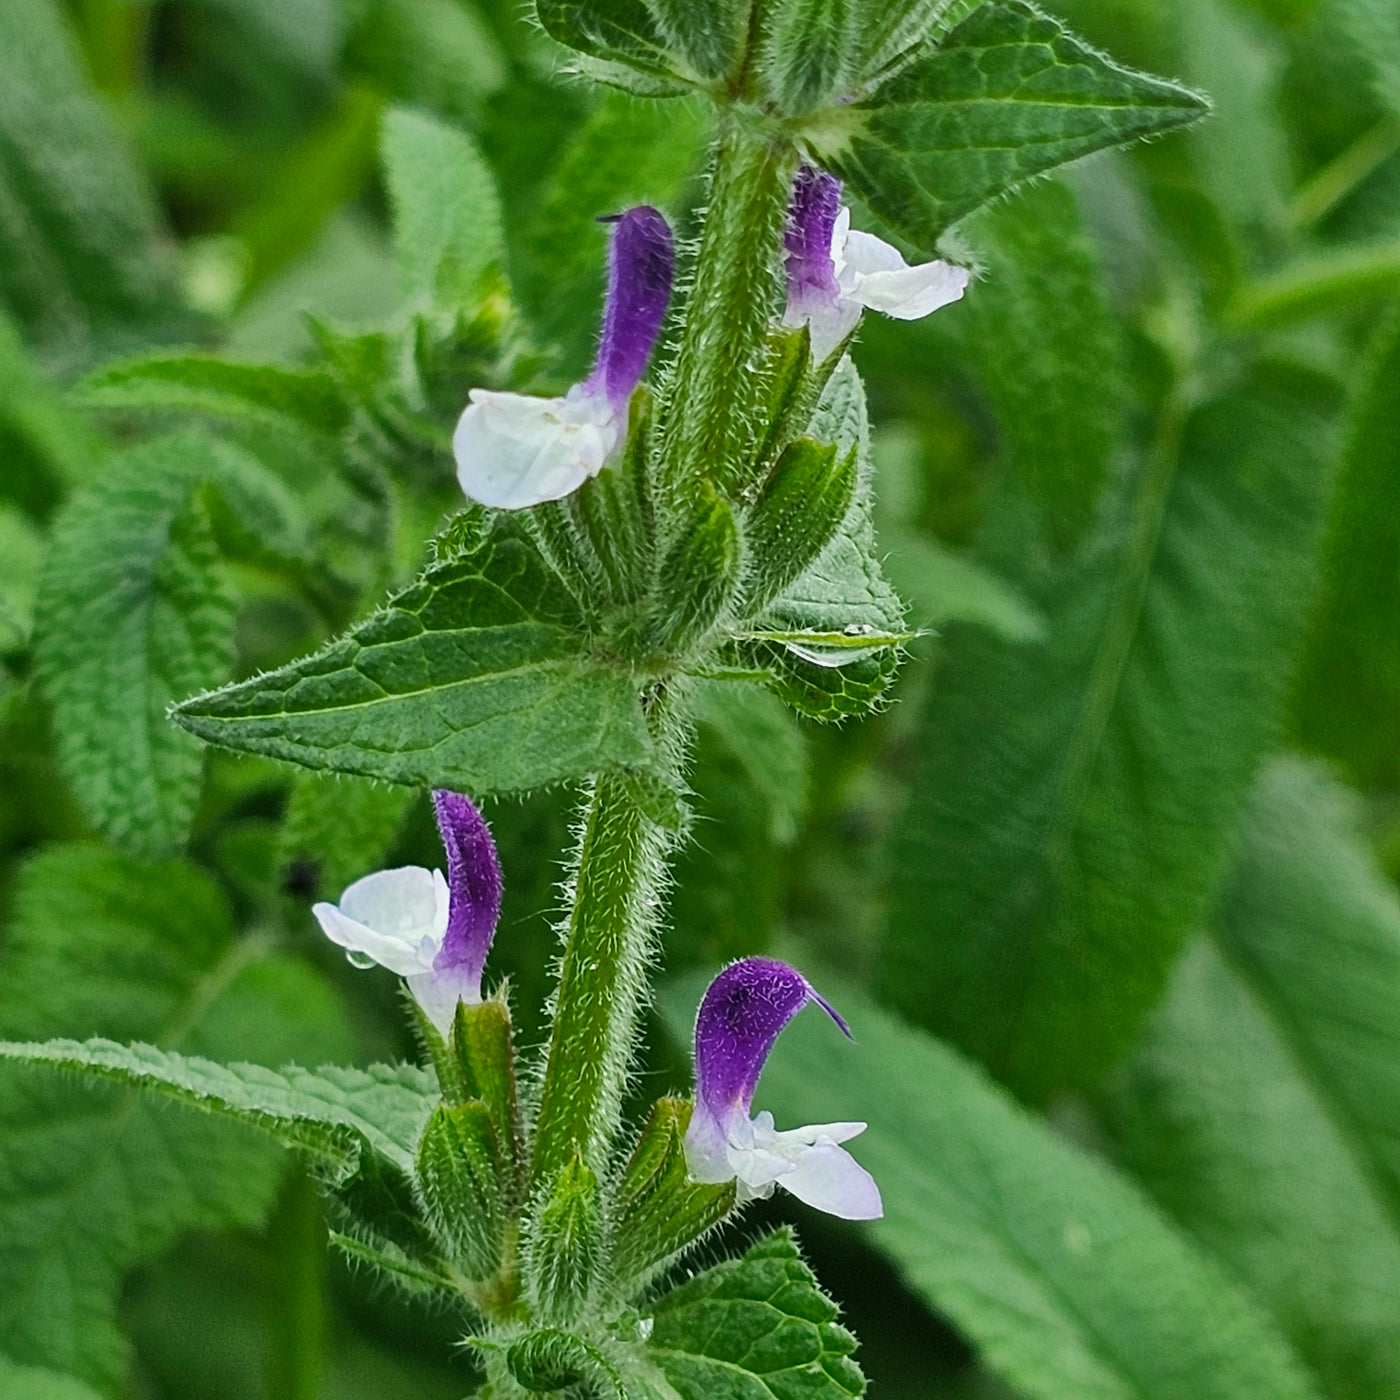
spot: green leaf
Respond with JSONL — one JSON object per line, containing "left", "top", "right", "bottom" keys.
{"left": 1103, "top": 759, "right": 1400, "bottom": 1400}
{"left": 381, "top": 107, "right": 506, "bottom": 313}
{"left": 0, "top": 506, "right": 44, "bottom": 652}
{"left": 644, "top": 1229, "right": 865, "bottom": 1399}
{"left": 0, "top": 0, "right": 176, "bottom": 351}
{"left": 644, "top": 0, "right": 745, "bottom": 80}
{"left": 0, "top": 1039, "right": 437, "bottom": 1181}
{"left": 0, "top": 1355, "right": 103, "bottom": 1400}
{"left": 279, "top": 772, "right": 415, "bottom": 902}
{"left": 693, "top": 681, "right": 809, "bottom": 846}
{"left": 952, "top": 180, "right": 1125, "bottom": 550}
{"left": 0, "top": 844, "right": 353, "bottom": 1389}
{"left": 824, "top": 0, "right": 1209, "bottom": 248}
{"left": 172, "top": 525, "right": 656, "bottom": 795}
{"left": 1295, "top": 317, "right": 1400, "bottom": 787}
{"left": 857, "top": 0, "right": 973, "bottom": 80}
{"left": 881, "top": 361, "right": 1341, "bottom": 1100}
{"left": 659, "top": 978, "right": 1320, "bottom": 1400}
{"left": 758, "top": 0, "right": 860, "bottom": 116}
{"left": 534, "top": 0, "right": 682, "bottom": 85}
{"left": 33, "top": 433, "right": 247, "bottom": 855}
{"left": 1334, "top": 0, "right": 1400, "bottom": 114}
{"left": 75, "top": 355, "right": 352, "bottom": 439}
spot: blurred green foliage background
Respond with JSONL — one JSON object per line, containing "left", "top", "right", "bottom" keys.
{"left": 1, "top": 0, "right": 1399, "bottom": 1397}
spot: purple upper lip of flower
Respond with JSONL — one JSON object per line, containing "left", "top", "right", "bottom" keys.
{"left": 694, "top": 957, "right": 850, "bottom": 1120}
{"left": 584, "top": 205, "right": 676, "bottom": 413}
{"left": 430, "top": 789, "right": 503, "bottom": 992}
{"left": 785, "top": 165, "right": 843, "bottom": 306}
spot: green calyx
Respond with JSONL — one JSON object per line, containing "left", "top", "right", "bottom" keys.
{"left": 611, "top": 1098, "right": 736, "bottom": 1288}
{"left": 525, "top": 1151, "right": 605, "bottom": 1326}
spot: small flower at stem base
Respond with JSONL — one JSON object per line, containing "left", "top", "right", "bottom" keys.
{"left": 782, "top": 164, "right": 969, "bottom": 363}
{"left": 454, "top": 206, "right": 674, "bottom": 510}
{"left": 683, "top": 957, "right": 883, "bottom": 1221}
{"left": 312, "top": 789, "right": 503, "bottom": 1035}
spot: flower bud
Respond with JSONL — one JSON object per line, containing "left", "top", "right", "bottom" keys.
{"left": 744, "top": 437, "right": 857, "bottom": 611}
{"left": 525, "top": 1149, "right": 603, "bottom": 1325}
{"left": 642, "top": 483, "right": 740, "bottom": 655}
{"left": 414, "top": 1101, "right": 505, "bottom": 1278}
{"left": 450, "top": 997, "right": 525, "bottom": 1193}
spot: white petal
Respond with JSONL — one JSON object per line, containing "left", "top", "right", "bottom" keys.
{"left": 760, "top": 1119, "right": 869, "bottom": 1149}
{"left": 727, "top": 1140, "right": 795, "bottom": 1190}
{"left": 313, "top": 866, "right": 447, "bottom": 976}
{"left": 776, "top": 1138, "right": 884, "bottom": 1220}
{"left": 683, "top": 1103, "right": 737, "bottom": 1185}
{"left": 829, "top": 206, "right": 853, "bottom": 274}
{"left": 798, "top": 299, "right": 863, "bottom": 364}
{"left": 838, "top": 226, "right": 970, "bottom": 321}
{"left": 453, "top": 388, "right": 619, "bottom": 510}
{"left": 852, "top": 259, "right": 969, "bottom": 320}
{"left": 839, "top": 227, "right": 908, "bottom": 279}
{"left": 405, "top": 967, "right": 479, "bottom": 1037}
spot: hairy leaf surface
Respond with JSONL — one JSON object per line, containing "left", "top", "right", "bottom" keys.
{"left": 644, "top": 1229, "right": 865, "bottom": 1399}
{"left": 0, "top": 845, "right": 352, "bottom": 1389}
{"left": 33, "top": 434, "right": 244, "bottom": 855}
{"left": 826, "top": 0, "right": 1209, "bottom": 247}
{"left": 1103, "top": 759, "right": 1400, "bottom": 1400}
{"left": 173, "top": 527, "right": 655, "bottom": 794}
{"left": 535, "top": 0, "right": 681, "bottom": 85}
{"left": 0, "top": 0, "right": 175, "bottom": 351}
{"left": 881, "top": 362, "right": 1340, "bottom": 1099}
{"left": 381, "top": 107, "right": 505, "bottom": 311}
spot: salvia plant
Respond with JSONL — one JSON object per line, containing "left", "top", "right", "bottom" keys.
{"left": 4, "top": 0, "right": 1400, "bottom": 1395}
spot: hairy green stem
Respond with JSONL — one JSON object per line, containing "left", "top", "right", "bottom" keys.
{"left": 660, "top": 117, "right": 798, "bottom": 500}
{"left": 530, "top": 766, "right": 674, "bottom": 1190}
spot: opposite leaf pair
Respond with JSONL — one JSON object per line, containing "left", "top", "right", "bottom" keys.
{"left": 453, "top": 167, "right": 965, "bottom": 511}
{"left": 314, "top": 790, "right": 881, "bottom": 1220}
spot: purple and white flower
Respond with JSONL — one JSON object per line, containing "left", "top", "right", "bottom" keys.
{"left": 453, "top": 205, "right": 675, "bottom": 510}
{"left": 683, "top": 957, "right": 883, "bottom": 1221}
{"left": 783, "top": 165, "right": 969, "bottom": 363}
{"left": 313, "top": 790, "right": 502, "bottom": 1034}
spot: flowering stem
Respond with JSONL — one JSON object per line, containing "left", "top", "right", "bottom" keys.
{"left": 660, "top": 115, "right": 798, "bottom": 500}
{"left": 530, "top": 761, "right": 674, "bottom": 1191}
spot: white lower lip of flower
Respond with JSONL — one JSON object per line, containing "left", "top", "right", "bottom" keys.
{"left": 313, "top": 866, "right": 450, "bottom": 976}
{"left": 453, "top": 387, "right": 621, "bottom": 509}
{"left": 686, "top": 1104, "right": 882, "bottom": 1219}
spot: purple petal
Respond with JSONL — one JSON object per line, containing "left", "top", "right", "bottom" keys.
{"left": 785, "top": 166, "right": 843, "bottom": 306}
{"left": 693, "top": 957, "right": 846, "bottom": 1120}
{"left": 430, "top": 789, "right": 502, "bottom": 997}
{"left": 585, "top": 205, "right": 675, "bottom": 412}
